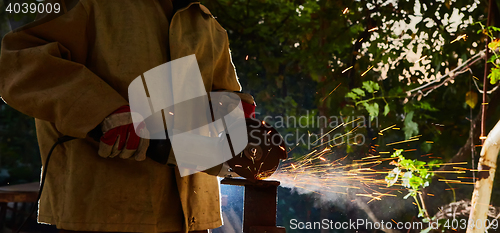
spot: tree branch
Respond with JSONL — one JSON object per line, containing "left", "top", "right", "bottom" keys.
{"left": 407, "top": 50, "right": 486, "bottom": 95}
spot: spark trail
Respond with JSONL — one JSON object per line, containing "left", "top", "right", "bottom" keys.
{"left": 268, "top": 125, "right": 475, "bottom": 204}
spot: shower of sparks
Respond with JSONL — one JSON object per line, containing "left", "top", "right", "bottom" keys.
{"left": 385, "top": 138, "right": 419, "bottom": 146}
{"left": 268, "top": 124, "right": 474, "bottom": 203}
{"left": 321, "top": 83, "right": 342, "bottom": 102}
{"left": 342, "top": 66, "right": 353, "bottom": 73}
{"left": 450, "top": 34, "right": 467, "bottom": 44}
{"left": 271, "top": 126, "right": 393, "bottom": 201}
{"left": 415, "top": 55, "right": 427, "bottom": 63}
{"left": 368, "top": 27, "right": 378, "bottom": 32}
{"left": 361, "top": 65, "right": 374, "bottom": 76}
{"left": 342, "top": 7, "right": 349, "bottom": 14}
{"left": 378, "top": 124, "right": 396, "bottom": 135}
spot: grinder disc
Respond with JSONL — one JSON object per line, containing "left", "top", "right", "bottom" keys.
{"left": 226, "top": 118, "right": 287, "bottom": 181}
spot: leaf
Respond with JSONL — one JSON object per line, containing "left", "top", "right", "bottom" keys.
{"left": 420, "top": 169, "right": 428, "bottom": 179}
{"left": 310, "top": 73, "right": 320, "bottom": 81}
{"left": 402, "top": 171, "right": 413, "bottom": 188}
{"left": 421, "top": 142, "right": 432, "bottom": 153}
{"left": 385, "top": 167, "right": 401, "bottom": 187}
{"left": 346, "top": 144, "right": 354, "bottom": 153}
{"left": 427, "top": 160, "right": 442, "bottom": 169}
{"left": 403, "top": 111, "right": 419, "bottom": 139}
{"left": 391, "top": 149, "right": 404, "bottom": 158}
{"left": 351, "top": 88, "right": 365, "bottom": 97}
{"left": 488, "top": 39, "right": 500, "bottom": 51}
{"left": 362, "top": 81, "right": 380, "bottom": 93}
{"left": 418, "top": 102, "right": 438, "bottom": 111}
{"left": 362, "top": 102, "right": 379, "bottom": 120}
{"left": 414, "top": 161, "right": 426, "bottom": 167}
{"left": 491, "top": 26, "right": 500, "bottom": 32}
{"left": 383, "top": 104, "right": 390, "bottom": 116}
{"left": 409, "top": 176, "right": 423, "bottom": 190}
{"left": 465, "top": 91, "right": 478, "bottom": 109}
{"left": 399, "top": 159, "right": 411, "bottom": 168}
{"left": 487, "top": 54, "right": 500, "bottom": 63}
{"left": 488, "top": 67, "right": 500, "bottom": 84}
{"left": 418, "top": 209, "right": 426, "bottom": 218}
{"left": 346, "top": 92, "right": 359, "bottom": 100}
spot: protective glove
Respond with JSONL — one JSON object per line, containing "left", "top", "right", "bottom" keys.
{"left": 237, "top": 92, "right": 256, "bottom": 118}
{"left": 214, "top": 91, "right": 256, "bottom": 119}
{"left": 98, "top": 105, "right": 149, "bottom": 161}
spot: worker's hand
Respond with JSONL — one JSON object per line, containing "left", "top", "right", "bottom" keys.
{"left": 214, "top": 92, "right": 256, "bottom": 119}
{"left": 98, "top": 105, "right": 149, "bottom": 161}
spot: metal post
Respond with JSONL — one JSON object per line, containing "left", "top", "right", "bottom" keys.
{"left": 221, "top": 178, "right": 286, "bottom": 233}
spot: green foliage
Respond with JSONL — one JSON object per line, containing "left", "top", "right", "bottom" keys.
{"left": 403, "top": 111, "right": 419, "bottom": 139}
{"left": 351, "top": 88, "right": 365, "bottom": 97}
{"left": 362, "top": 81, "right": 380, "bottom": 94}
{"left": 346, "top": 81, "right": 379, "bottom": 102}
{"left": 345, "top": 81, "right": 389, "bottom": 120}
{"left": 488, "top": 65, "right": 500, "bottom": 84}
{"left": 465, "top": 91, "right": 478, "bottom": 109}
{"left": 205, "top": 0, "right": 491, "bottom": 169}
{"left": 0, "top": 103, "right": 40, "bottom": 185}
{"left": 481, "top": 25, "right": 500, "bottom": 84}
{"left": 362, "top": 102, "right": 378, "bottom": 121}
{"left": 385, "top": 149, "right": 441, "bottom": 219}
{"left": 383, "top": 103, "right": 390, "bottom": 116}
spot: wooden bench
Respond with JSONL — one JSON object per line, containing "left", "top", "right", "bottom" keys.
{"left": 0, "top": 182, "right": 39, "bottom": 232}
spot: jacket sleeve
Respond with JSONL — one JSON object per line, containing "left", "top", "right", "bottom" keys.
{"left": 211, "top": 26, "right": 242, "bottom": 92}
{"left": 0, "top": 0, "right": 128, "bottom": 138}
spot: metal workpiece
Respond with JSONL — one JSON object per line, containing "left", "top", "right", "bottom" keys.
{"left": 221, "top": 178, "right": 286, "bottom": 233}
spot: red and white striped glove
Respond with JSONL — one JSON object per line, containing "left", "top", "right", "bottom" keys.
{"left": 216, "top": 92, "right": 256, "bottom": 119}
{"left": 98, "top": 106, "right": 149, "bottom": 161}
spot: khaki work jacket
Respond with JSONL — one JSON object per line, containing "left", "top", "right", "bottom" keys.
{"left": 0, "top": 0, "right": 241, "bottom": 232}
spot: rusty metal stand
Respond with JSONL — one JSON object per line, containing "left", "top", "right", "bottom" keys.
{"left": 221, "top": 178, "right": 286, "bottom": 233}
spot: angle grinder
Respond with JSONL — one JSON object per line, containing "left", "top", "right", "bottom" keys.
{"left": 145, "top": 92, "right": 287, "bottom": 181}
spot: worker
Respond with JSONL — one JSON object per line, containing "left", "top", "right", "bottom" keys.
{"left": 0, "top": 0, "right": 244, "bottom": 232}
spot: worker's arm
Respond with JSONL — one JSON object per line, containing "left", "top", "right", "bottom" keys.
{"left": 0, "top": 1, "right": 128, "bottom": 138}
{"left": 210, "top": 26, "right": 258, "bottom": 113}
{"left": 211, "top": 36, "right": 242, "bottom": 92}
